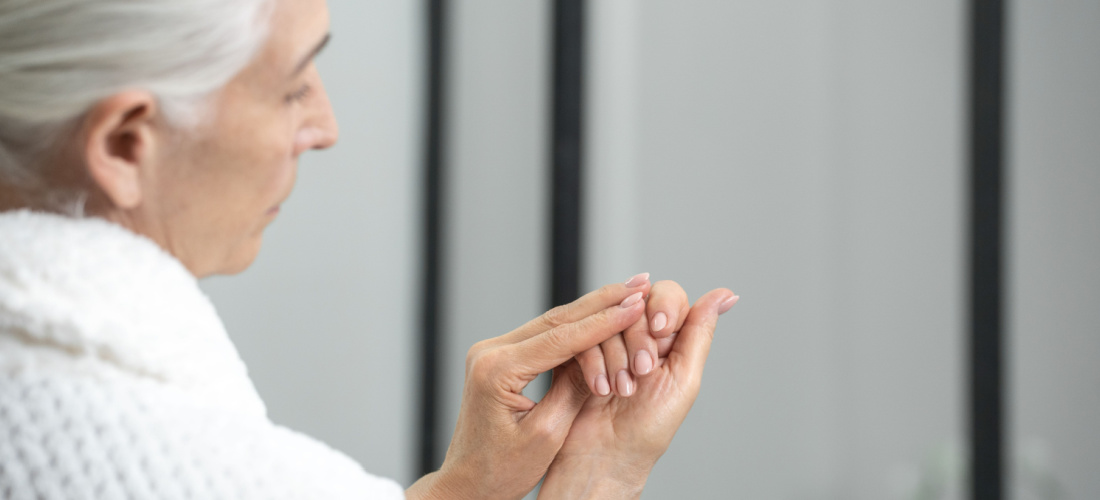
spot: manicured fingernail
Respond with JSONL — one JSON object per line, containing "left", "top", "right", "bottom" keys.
{"left": 616, "top": 370, "right": 634, "bottom": 397}
{"left": 718, "top": 295, "right": 740, "bottom": 315}
{"left": 651, "top": 312, "right": 668, "bottom": 332}
{"left": 624, "top": 272, "right": 650, "bottom": 288}
{"left": 620, "top": 291, "right": 644, "bottom": 308}
{"left": 634, "top": 350, "right": 653, "bottom": 376}
{"left": 595, "top": 374, "right": 611, "bottom": 396}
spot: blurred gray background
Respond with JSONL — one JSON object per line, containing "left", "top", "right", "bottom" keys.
{"left": 200, "top": 0, "right": 1099, "bottom": 498}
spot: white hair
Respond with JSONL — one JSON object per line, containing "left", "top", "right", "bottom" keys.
{"left": 0, "top": 0, "right": 274, "bottom": 193}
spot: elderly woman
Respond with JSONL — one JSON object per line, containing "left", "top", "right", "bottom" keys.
{"left": 0, "top": 0, "right": 738, "bottom": 498}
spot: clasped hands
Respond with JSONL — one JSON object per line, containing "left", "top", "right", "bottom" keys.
{"left": 407, "top": 274, "right": 738, "bottom": 500}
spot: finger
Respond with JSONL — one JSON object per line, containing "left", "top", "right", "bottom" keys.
{"left": 506, "top": 291, "right": 647, "bottom": 375}
{"left": 623, "top": 313, "right": 657, "bottom": 377}
{"left": 600, "top": 333, "right": 633, "bottom": 397}
{"left": 655, "top": 333, "right": 677, "bottom": 359}
{"left": 488, "top": 274, "right": 652, "bottom": 349}
{"left": 670, "top": 289, "right": 738, "bottom": 380}
{"left": 575, "top": 345, "right": 611, "bottom": 396}
{"left": 647, "top": 280, "right": 691, "bottom": 339}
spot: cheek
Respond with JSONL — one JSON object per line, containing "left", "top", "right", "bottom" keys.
{"left": 182, "top": 127, "right": 295, "bottom": 224}
{"left": 247, "top": 119, "right": 300, "bottom": 197}
{"left": 209, "top": 101, "right": 303, "bottom": 218}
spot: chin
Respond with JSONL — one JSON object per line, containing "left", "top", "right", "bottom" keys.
{"left": 211, "top": 237, "right": 264, "bottom": 277}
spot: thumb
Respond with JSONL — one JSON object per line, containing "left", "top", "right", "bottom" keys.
{"left": 670, "top": 288, "right": 737, "bottom": 379}
{"left": 522, "top": 363, "right": 590, "bottom": 439}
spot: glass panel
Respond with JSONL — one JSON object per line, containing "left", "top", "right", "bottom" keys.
{"left": 586, "top": 2, "right": 965, "bottom": 498}
{"left": 1009, "top": 2, "right": 1100, "bottom": 498}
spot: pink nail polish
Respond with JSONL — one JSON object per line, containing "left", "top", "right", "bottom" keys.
{"left": 624, "top": 272, "right": 650, "bottom": 288}
{"left": 620, "top": 291, "right": 644, "bottom": 308}
{"left": 718, "top": 295, "right": 740, "bottom": 315}
{"left": 651, "top": 312, "right": 668, "bottom": 332}
{"left": 595, "top": 374, "right": 611, "bottom": 396}
{"left": 634, "top": 350, "right": 653, "bottom": 376}
{"left": 616, "top": 370, "right": 634, "bottom": 397}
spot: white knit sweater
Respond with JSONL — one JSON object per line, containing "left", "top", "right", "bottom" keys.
{"left": 0, "top": 210, "right": 405, "bottom": 499}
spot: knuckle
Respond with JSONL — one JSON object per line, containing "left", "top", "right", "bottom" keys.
{"left": 591, "top": 306, "right": 616, "bottom": 326}
{"left": 464, "top": 340, "right": 489, "bottom": 371}
{"left": 624, "top": 316, "right": 649, "bottom": 337}
{"left": 540, "top": 327, "right": 574, "bottom": 356}
{"left": 706, "top": 316, "right": 720, "bottom": 334}
{"left": 624, "top": 334, "right": 651, "bottom": 354}
{"left": 541, "top": 304, "right": 571, "bottom": 328}
{"left": 579, "top": 358, "right": 605, "bottom": 380}
{"left": 583, "top": 312, "right": 616, "bottom": 339}
{"left": 654, "top": 280, "right": 689, "bottom": 304}
{"left": 466, "top": 345, "right": 502, "bottom": 380}
{"left": 574, "top": 346, "right": 599, "bottom": 365}
{"left": 468, "top": 339, "right": 491, "bottom": 356}
{"left": 653, "top": 279, "right": 681, "bottom": 293}
{"left": 530, "top": 418, "right": 562, "bottom": 442}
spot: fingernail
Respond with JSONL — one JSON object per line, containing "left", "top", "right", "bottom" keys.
{"left": 634, "top": 350, "right": 653, "bottom": 376}
{"left": 624, "top": 272, "right": 650, "bottom": 288}
{"left": 616, "top": 370, "right": 634, "bottom": 397}
{"left": 595, "top": 374, "right": 611, "bottom": 396}
{"left": 718, "top": 295, "right": 740, "bottom": 315}
{"left": 620, "top": 291, "right": 644, "bottom": 308}
{"left": 651, "top": 312, "right": 668, "bottom": 332}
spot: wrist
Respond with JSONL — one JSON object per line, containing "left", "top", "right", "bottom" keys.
{"left": 406, "top": 466, "right": 478, "bottom": 500}
{"left": 538, "top": 454, "right": 654, "bottom": 500}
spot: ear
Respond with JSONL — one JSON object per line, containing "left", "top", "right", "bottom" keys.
{"left": 81, "top": 91, "right": 161, "bottom": 209}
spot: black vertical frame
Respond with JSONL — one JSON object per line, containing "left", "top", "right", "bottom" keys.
{"left": 968, "top": 0, "right": 1006, "bottom": 498}
{"left": 417, "top": 0, "right": 586, "bottom": 476}
{"left": 418, "top": 0, "right": 447, "bottom": 477}
{"left": 550, "top": 0, "right": 585, "bottom": 308}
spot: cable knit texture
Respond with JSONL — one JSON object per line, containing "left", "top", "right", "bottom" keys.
{"left": 0, "top": 210, "right": 405, "bottom": 499}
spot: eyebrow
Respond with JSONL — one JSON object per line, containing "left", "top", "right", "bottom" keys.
{"left": 290, "top": 33, "right": 331, "bottom": 77}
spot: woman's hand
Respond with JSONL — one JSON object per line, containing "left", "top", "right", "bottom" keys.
{"left": 406, "top": 275, "right": 654, "bottom": 500}
{"left": 537, "top": 287, "right": 739, "bottom": 499}
{"left": 573, "top": 279, "right": 690, "bottom": 397}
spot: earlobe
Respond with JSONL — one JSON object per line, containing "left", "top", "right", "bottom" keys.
{"left": 82, "top": 91, "right": 160, "bottom": 209}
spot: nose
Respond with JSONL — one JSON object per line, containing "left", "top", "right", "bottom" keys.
{"left": 293, "top": 74, "right": 340, "bottom": 156}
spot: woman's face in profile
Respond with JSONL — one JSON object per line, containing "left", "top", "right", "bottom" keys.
{"left": 146, "top": 0, "right": 338, "bottom": 277}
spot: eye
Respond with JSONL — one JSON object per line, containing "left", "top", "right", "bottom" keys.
{"left": 286, "top": 84, "right": 312, "bottom": 104}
